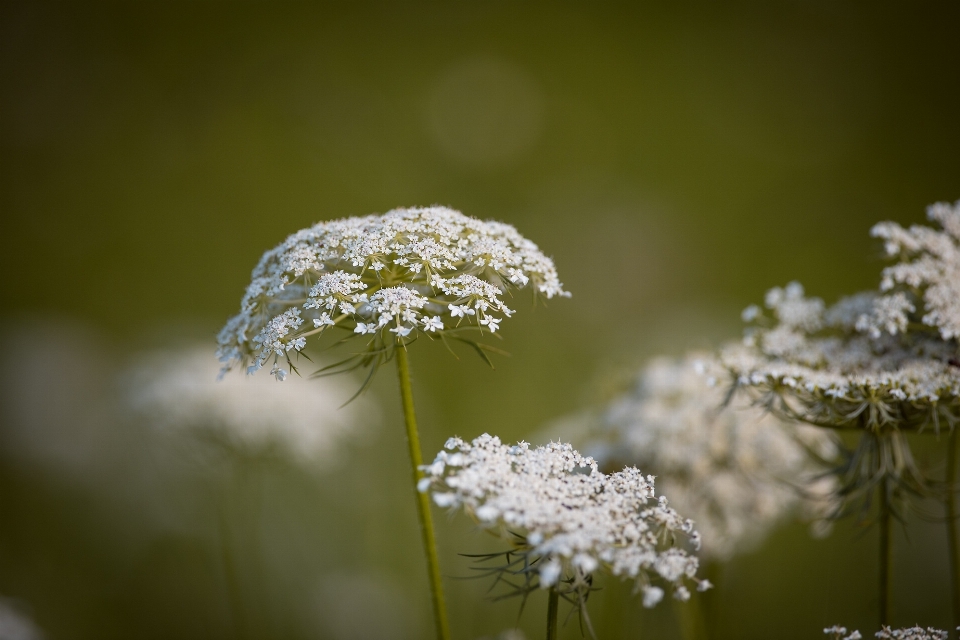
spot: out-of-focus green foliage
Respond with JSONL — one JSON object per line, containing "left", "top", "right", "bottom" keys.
{"left": 0, "top": 2, "right": 957, "bottom": 638}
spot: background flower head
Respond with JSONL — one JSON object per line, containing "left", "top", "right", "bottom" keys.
{"left": 586, "top": 353, "right": 839, "bottom": 561}
{"left": 127, "top": 346, "right": 377, "bottom": 464}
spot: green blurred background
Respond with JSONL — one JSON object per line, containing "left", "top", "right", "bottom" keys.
{"left": 1, "top": 2, "right": 958, "bottom": 638}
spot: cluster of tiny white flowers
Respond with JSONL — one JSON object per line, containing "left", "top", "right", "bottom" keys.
{"left": 126, "top": 347, "right": 376, "bottom": 463}
{"left": 873, "top": 628, "right": 950, "bottom": 640}
{"left": 725, "top": 202, "right": 960, "bottom": 516}
{"left": 824, "top": 626, "right": 863, "bottom": 640}
{"left": 217, "top": 206, "right": 569, "bottom": 379}
{"left": 871, "top": 200, "right": 960, "bottom": 340}
{"left": 418, "top": 433, "right": 709, "bottom": 606}
{"left": 587, "top": 353, "right": 839, "bottom": 561}
{"left": 726, "top": 280, "right": 960, "bottom": 432}
{"left": 825, "top": 627, "right": 950, "bottom": 640}
{"left": 855, "top": 292, "right": 915, "bottom": 339}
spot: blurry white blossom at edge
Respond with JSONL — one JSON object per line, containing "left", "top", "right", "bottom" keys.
{"left": 0, "top": 598, "right": 44, "bottom": 640}
{"left": 567, "top": 352, "right": 840, "bottom": 562}
{"left": 126, "top": 347, "right": 378, "bottom": 465}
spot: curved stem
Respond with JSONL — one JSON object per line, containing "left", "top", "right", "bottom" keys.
{"left": 947, "top": 429, "right": 960, "bottom": 637}
{"left": 546, "top": 586, "right": 559, "bottom": 640}
{"left": 878, "top": 475, "right": 892, "bottom": 627}
{"left": 395, "top": 346, "right": 451, "bottom": 640}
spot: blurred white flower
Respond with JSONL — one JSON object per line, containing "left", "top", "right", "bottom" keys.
{"left": 310, "top": 572, "right": 418, "bottom": 640}
{"left": 217, "top": 206, "right": 569, "bottom": 379}
{"left": 0, "top": 322, "right": 115, "bottom": 477}
{"left": 127, "top": 347, "right": 377, "bottom": 464}
{"left": 476, "top": 630, "right": 527, "bottom": 640}
{"left": 589, "top": 353, "right": 839, "bottom": 561}
{"left": 474, "top": 630, "right": 527, "bottom": 640}
{"left": 0, "top": 598, "right": 44, "bottom": 640}
{"left": 419, "top": 434, "right": 707, "bottom": 605}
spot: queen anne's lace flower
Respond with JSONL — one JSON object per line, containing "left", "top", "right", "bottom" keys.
{"left": 419, "top": 434, "right": 707, "bottom": 606}
{"left": 725, "top": 281, "right": 960, "bottom": 434}
{"left": 873, "top": 628, "right": 950, "bottom": 640}
{"left": 217, "top": 206, "right": 569, "bottom": 379}
{"left": 127, "top": 348, "right": 376, "bottom": 463}
{"left": 724, "top": 203, "right": 960, "bottom": 515}
{"left": 825, "top": 627, "right": 948, "bottom": 640}
{"left": 587, "top": 353, "right": 839, "bottom": 561}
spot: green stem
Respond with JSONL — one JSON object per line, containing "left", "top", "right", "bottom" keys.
{"left": 878, "top": 476, "right": 892, "bottom": 627}
{"left": 218, "top": 504, "right": 247, "bottom": 640}
{"left": 703, "top": 561, "right": 722, "bottom": 636}
{"left": 395, "top": 346, "right": 451, "bottom": 640}
{"left": 674, "top": 592, "right": 708, "bottom": 640}
{"left": 947, "top": 429, "right": 960, "bottom": 638}
{"left": 546, "top": 586, "right": 559, "bottom": 640}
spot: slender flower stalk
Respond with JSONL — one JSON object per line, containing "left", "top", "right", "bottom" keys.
{"left": 879, "top": 477, "right": 892, "bottom": 626}
{"left": 218, "top": 504, "right": 248, "bottom": 640}
{"left": 948, "top": 429, "right": 960, "bottom": 635}
{"left": 546, "top": 587, "right": 559, "bottom": 640}
{"left": 395, "top": 346, "right": 449, "bottom": 640}
{"left": 674, "top": 594, "right": 708, "bottom": 640}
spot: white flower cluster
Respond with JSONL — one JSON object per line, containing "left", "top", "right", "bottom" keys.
{"left": 871, "top": 200, "right": 960, "bottom": 340}
{"left": 726, "top": 202, "right": 960, "bottom": 514}
{"left": 824, "top": 626, "right": 950, "bottom": 640}
{"left": 127, "top": 347, "right": 375, "bottom": 463}
{"left": 217, "top": 206, "right": 569, "bottom": 378}
{"left": 418, "top": 434, "right": 708, "bottom": 607}
{"left": 824, "top": 626, "right": 863, "bottom": 640}
{"left": 873, "top": 628, "right": 950, "bottom": 640}
{"left": 725, "top": 280, "right": 960, "bottom": 432}
{"left": 590, "top": 353, "right": 839, "bottom": 561}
